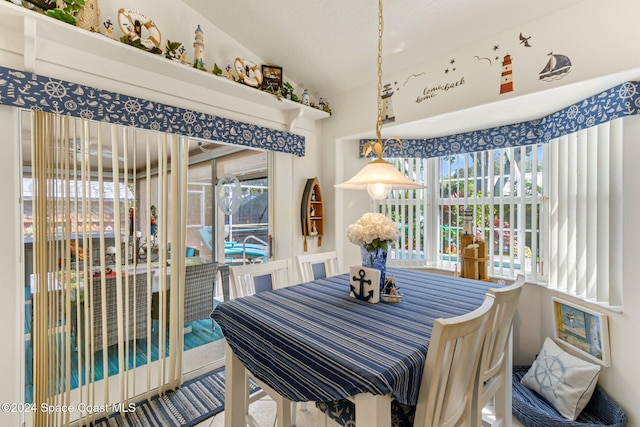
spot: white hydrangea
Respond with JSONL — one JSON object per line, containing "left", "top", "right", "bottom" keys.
{"left": 347, "top": 212, "right": 400, "bottom": 251}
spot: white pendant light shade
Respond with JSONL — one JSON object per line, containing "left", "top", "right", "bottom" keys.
{"left": 335, "top": 158, "right": 423, "bottom": 200}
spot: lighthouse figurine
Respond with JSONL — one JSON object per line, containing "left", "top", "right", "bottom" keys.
{"left": 499, "top": 54, "right": 514, "bottom": 94}
{"left": 193, "top": 25, "right": 206, "bottom": 71}
{"left": 302, "top": 89, "right": 311, "bottom": 106}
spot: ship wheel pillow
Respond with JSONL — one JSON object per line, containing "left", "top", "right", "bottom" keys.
{"left": 520, "top": 337, "right": 602, "bottom": 420}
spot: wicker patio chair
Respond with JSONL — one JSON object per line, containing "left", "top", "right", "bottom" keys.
{"left": 512, "top": 365, "right": 627, "bottom": 427}
{"left": 183, "top": 262, "right": 218, "bottom": 326}
{"left": 152, "top": 262, "right": 219, "bottom": 328}
{"left": 78, "top": 273, "right": 148, "bottom": 353}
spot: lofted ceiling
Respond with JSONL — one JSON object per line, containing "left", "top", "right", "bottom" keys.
{"left": 183, "top": 0, "right": 586, "bottom": 98}
{"left": 181, "top": 0, "right": 640, "bottom": 139}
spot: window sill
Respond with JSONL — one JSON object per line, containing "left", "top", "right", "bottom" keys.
{"left": 405, "top": 265, "right": 624, "bottom": 314}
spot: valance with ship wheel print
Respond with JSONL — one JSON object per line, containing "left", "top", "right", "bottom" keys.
{"left": 361, "top": 81, "right": 640, "bottom": 159}
{"left": 0, "top": 65, "right": 305, "bottom": 156}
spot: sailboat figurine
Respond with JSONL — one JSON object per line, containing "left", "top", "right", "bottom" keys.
{"left": 539, "top": 52, "right": 572, "bottom": 81}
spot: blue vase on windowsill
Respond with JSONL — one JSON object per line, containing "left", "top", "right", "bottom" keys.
{"left": 360, "top": 246, "right": 387, "bottom": 292}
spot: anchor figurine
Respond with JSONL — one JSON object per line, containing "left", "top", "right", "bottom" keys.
{"left": 349, "top": 265, "right": 380, "bottom": 303}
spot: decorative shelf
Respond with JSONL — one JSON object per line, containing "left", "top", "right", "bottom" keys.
{"left": 300, "top": 177, "right": 324, "bottom": 251}
{"left": 0, "top": 2, "right": 330, "bottom": 132}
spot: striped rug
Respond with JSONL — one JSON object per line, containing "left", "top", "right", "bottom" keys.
{"left": 24, "top": 317, "right": 225, "bottom": 403}
{"left": 94, "top": 367, "right": 259, "bottom": 427}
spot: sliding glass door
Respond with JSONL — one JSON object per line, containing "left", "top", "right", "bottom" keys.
{"left": 20, "top": 111, "right": 271, "bottom": 425}
{"left": 21, "top": 110, "right": 189, "bottom": 426}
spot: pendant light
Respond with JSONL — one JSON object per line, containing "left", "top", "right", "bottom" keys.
{"left": 335, "top": 0, "right": 423, "bottom": 200}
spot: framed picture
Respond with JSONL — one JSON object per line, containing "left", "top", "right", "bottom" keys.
{"left": 552, "top": 297, "right": 611, "bottom": 366}
{"left": 261, "top": 65, "right": 283, "bottom": 93}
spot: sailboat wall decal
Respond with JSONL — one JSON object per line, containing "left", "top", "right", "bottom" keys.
{"left": 539, "top": 52, "right": 572, "bottom": 81}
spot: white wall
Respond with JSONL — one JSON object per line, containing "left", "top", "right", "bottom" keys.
{"left": 0, "top": 106, "right": 24, "bottom": 426}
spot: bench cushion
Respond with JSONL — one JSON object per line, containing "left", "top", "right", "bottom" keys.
{"left": 520, "top": 338, "right": 601, "bottom": 420}
{"left": 513, "top": 365, "right": 627, "bottom": 427}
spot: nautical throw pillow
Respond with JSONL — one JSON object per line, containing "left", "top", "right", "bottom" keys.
{"left": 521, "top": 337, "right": 601, "bottom": 420}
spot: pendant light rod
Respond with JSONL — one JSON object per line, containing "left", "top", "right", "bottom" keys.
{"left": 335, "top": 0, "right": 424, "bottom": 199}
{"left": 374, "top": 0, "right": 384, "bottom": 157}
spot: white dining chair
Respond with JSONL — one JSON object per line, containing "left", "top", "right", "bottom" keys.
{"left": 228, "top": 258, "right": 298, "bottom": 427}
{"left": 293, "top": 251, "right": 341, "bottom": 415}
{"left": 228, "top": 258, "right": 294, "bottom": 299}
{"left": 472, "top": 274, "right": 525, "bottom": 427}
{"left": 316, "top": 294, "right": 495, "bottom": 427}
{"left": 295, "top": 251, "right": 340, "bottom": 282}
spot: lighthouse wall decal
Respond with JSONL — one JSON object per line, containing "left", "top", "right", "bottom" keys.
{"left": 499, "top": 54, "right": 514, "bottom": 94}
{"left": 381, "top": 83, "right": 396, "bottom": 123}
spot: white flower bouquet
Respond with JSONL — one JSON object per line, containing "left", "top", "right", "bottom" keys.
{"left": 347, "top": 212, "right": 400, "bottom": 252}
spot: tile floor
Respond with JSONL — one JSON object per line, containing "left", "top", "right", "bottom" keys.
{"left": 193, "top": 339, "right": 526, "bottom": 426}
{"left": 194, "top": 396, "right": 526, "bottom": 427}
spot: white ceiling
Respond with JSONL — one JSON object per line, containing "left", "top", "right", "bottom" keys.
{"left": 183, "top": 0, "right": 640, "bottom": 139}
{"left": 183, "top": 0, "right": 586, "bottom": 97}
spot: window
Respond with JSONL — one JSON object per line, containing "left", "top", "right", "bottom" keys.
{"left": 380, "top": 119, "right": 623, "bottom": 307}
{"left": 215, "top": 150, "right": 269, "bottom": 265}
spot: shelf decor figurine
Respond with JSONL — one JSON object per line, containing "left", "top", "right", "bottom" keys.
{"left": 302, "top": 89, "right": 310, "bottom": 106}
{"left": 95, "top": 16, "right": 114, "bottom": 39}
{"left": 281, "top": 82, "right": 298, "bottom": 102}
{"left": 117, "top": 8, "right": 162, "bottom": 54}
{"left": 164, "top": 40, "right": 183, "bottom": 62}
{"left": 75, "top": 0, "right": 100, "bottom": 32}
{"left": 234, "top": 57, "right": 263, "bottom": 88}
{"left": 193, "top": 25, "right": 207, "bottom": 70}
{"left": 225, "top": 65, "right": 235, "bottom": 80}
{"left": 46, "top": 0, "right": 86, "bottom": 26}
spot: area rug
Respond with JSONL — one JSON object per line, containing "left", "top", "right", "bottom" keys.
{"left": 94, "top": 366, "right": 260, "bottom": 427}
{"left": 24, "top": 318, "right": 224, "bottom": 403}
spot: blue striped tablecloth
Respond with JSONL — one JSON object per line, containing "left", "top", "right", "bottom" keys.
{"left": 211, "top": 267, "right": 493, "bottom": 405}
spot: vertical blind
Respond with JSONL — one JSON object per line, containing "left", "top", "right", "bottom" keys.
{"left": 29, "top": 110, "right": 187, "bottom": 426}
{"left": 548, "top": 119, "right": 623, "bottom": 307}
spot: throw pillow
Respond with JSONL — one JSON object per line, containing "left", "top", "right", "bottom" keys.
{"left": 521, "top": 337, "right": 601, "bottom": 420}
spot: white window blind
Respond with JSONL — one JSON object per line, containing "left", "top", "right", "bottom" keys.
{"left": 548, "top": 119, "right": 623, "bottom": 307}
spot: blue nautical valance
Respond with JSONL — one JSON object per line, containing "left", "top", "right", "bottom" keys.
{"left": 0, "top": 66, "right": 305, "bottom": 156}
{"left": 363, "top": 81, "right": 640, "bottom": 158}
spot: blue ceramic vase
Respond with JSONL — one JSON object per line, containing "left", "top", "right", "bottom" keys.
{"left": 360, "top": 246, "right": 387, "bottom": 292}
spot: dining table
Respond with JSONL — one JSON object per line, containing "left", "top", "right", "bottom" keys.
{"left": 211, "top": 267, "right": 500, "bottom": 427}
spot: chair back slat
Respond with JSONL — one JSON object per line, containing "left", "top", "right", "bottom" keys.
{"left": 414, "top": 296, "right": 495, "bottom": 427}
{"left": 472, "top": 274, "right": 525, "bottom": 427}
{"left": 295, "top": 251, "right": 340, "bottom": 282}
{"left": 481, "top": 275, "right": 525, "bottom": 382}
{"left": 229, "top": 259, "right": 294, "bottom": 299}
